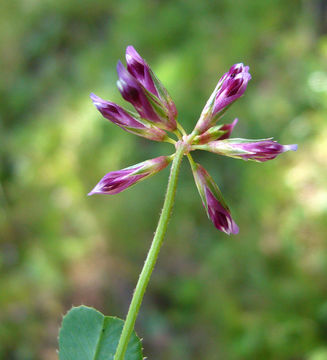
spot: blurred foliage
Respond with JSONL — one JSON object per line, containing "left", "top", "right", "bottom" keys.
{"left": 1, "top": 0, "right": 327, "bottom": 359}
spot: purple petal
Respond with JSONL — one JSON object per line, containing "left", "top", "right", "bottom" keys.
{"left": 90, "top": 93, "right": 168, "bottom": 141}
{"left": 213, "top": 71, "right": 251, "bottom": 114}
{"left": 88, "top": 169, "right": 146, "bottom": 195}
{"left": 125, "top": 46, "right": 158, "bottom": 96}
{"left": 205, "top": 188, "right": 239, "bottom": 235}
{"left": 90, "top": 93, "right": 145, "bottom": 129}
{"left": 192, "top": 163, "right": 239, "bottom": 235}
{"left": 217, "top": 118, "right": 238, "bottom": 140}
{"left": 206, "top": 139, "right": 298, "bottom": 162}
{"left": 116, "top": 61, "right": 160, "bottom": 123}
{"left": 88, "top": 156, "right": 171, "bottom": 195}
{"left": 117, "top": 47, "right": 178, "bottom": 131}
{"left": 194, "top": 63, "right": 251, "bottom": 134}
{"left": 233, "top": 140, "right": 297, "bottom": 162}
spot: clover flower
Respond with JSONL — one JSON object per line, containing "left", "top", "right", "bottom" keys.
{"left": 89, "top": 46, "right": 297, "bottom": 235}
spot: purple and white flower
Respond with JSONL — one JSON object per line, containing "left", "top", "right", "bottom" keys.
{"left": 125, "top": 45, "right": 158, "bottom": 96}
{"left": 125, "top": 46, "right": 177, "bottom": 128}
{"left": 90, "top": 93, "right": 167, "bottom": 142}
{"left": 88, "top": 156, "right": 172, "bottom": 195}
{"left": 116, "top": 47, "right": 177, "bottom": 131}
{"left": 191, "top": 163, "right": 239, "bottom": 235}
{"left": 213, "top": 64, "right": 251, "bottom": 115}
{"left": 116, "top": 61, "right": 162, "bottom": 124}
{"left": 194, "top": 138, "right": 297, "bottom": 162}
{"left": 195, "top": 64, "right": 251, "bottom": 134}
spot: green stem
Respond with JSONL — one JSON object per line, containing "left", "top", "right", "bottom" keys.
{"left": 113, "top": 144, "right": 185, "bottom": 360}
{"left": 186, "top": 152, "right": 197, "bottom": 171}
{"left": 177, "top": 122, "right": 187, "bottom": 137}
{"left": 164, "top": 137, "right": 177, "bottom": 145}
{"left": 173, "top": 128, "right": 183, "bottom": 140}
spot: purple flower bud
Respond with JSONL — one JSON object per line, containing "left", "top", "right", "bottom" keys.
{"left": 213, "top": 67, "right": 251, "bottom": 114}
{"left": 217, "top": 118, "right": 238, "bottom": 140}
{"left": 125, "top": 46, "right": 178, "bottom": 130}
{"left": 117, "top": 61, "right": 176, "bottom": 132}
{"left": 90, "top": 93, "right": 168, "bottom": 142}
{"left": 193, "top": 118, "right": 238, "bottom": 144}
{"left": 117, "top": 61, "right": 161, "bottom": 123}
{"left": 191, "top": 163, "right": 239, "bottom": 235}
{"left": 195, "top": 64, "right": 251, "bottom": 134}
{"left": 125, "top": 46, "right": 158, "bottom": 96}
{"left": 88, "top": 156, "right": 172, "bottom": 195}
{"left": 196, "top": 139, "right": 298, "bottom": 162}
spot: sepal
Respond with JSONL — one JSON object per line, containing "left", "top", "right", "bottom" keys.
{"left": 192, "top": 118, "right": 238, "bottom": 144}
{"left": 148, "top": 67, "right": 178, "bottom": 127}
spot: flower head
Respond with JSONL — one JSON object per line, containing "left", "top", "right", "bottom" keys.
{"left": 89, "top": 47, "right": 297, "bottom": 235}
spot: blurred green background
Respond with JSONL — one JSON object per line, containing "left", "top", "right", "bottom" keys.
{"left": 1, "top": 0, "right": 327, "bottom": 359}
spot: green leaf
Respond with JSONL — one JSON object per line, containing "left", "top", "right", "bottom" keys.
{"left": 59, "top": 306, "right": 143, "bottom": 360}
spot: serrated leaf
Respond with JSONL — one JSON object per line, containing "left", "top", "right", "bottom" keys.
{"left": 59, "top": 306, "right": 143, "bottom": 360}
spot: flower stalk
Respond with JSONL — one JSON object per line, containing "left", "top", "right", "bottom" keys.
{"left": 113, "top": 144, "right": 185, "bottom": 360}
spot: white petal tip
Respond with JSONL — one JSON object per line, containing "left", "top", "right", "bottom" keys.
{"left": 286, "top": 144, "right": 298, "bottom": 152}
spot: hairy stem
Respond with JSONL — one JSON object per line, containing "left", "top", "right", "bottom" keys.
{"left": 177, "top": 122, "right": 187, "bottom": 136}
{"left": 113, "top": 144, "right": 185, "bottom": 360}
{"left": 187, "top": 152, "right": 197, "bottom": 171}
